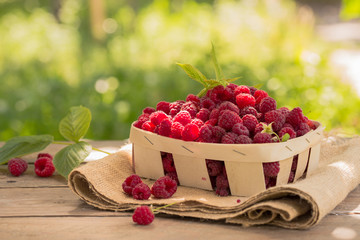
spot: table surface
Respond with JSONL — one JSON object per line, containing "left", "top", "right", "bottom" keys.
{"left": 1, "top": 140, "right": 360, "bottom": 240}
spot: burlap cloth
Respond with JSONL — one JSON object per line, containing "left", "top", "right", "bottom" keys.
{"left": 68, "top": 136, "right": 360, "bottom": 229}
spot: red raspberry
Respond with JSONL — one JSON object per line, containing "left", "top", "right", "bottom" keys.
{"left": 226, "top": 83, "right": 238, "bottom": 91}
{"left": 278, "top": 107, "right": 290, "bottom": 118}
{"left": 221, "top": 132, "right": 238, "bottom": 144}
{"left": 165, "top": 171, "right": 179, "bottom": 185}
{"left": 182, "top": 123, "right": 200, "bottom": 141}
{"left": 170, "top": 122, "right": 184, "bottom": 139}
{"left": 236, "top": 93, "right": 256, "bottom": 109}
{"left": 288, "top": 171, "right": 295, "bottom": 183}
{"left": 134, "top": 113, "right": 150, "bottom": 128}
{"left": 169, "top": 100, "right": 184, "bottom": 117}
{"left": 266, "top": 176, "right": 277, "bottom": 188}
{"left": 206, "top": 160, "right": 223, "bottom": 176}
{"left": 209, "top": 108, "right": 220, "bottom": 120}
{"left": 149, "top": 111, "right": 169, "bottom": 126}
{"left": 156, "top": 101, "right": 170, "bottom": 114}
{"left": 198, "top": 124, "right": 214, "bottom": 143}
{"left": 205, "top": 118, "right": 218, "bottom": 126}
{"left": 234, "top": 85, "right": 250, "bottom": 96}
{"left": 240, "top": 106, "right": 259, "bottom": 118}
{"left": 259, "top": 97, "right": 277, "bottom": 113}
{"left": 37, "top": 153, "right": 53, "bottom": 160}
{"left": 253, "top": 132, "right": 272, "bottom": 143}
{"left": 218, "top": 110, "right": 242, "bottom": 131}
{"left": 278, "top": 127, "right": 296, "bottom": 140}
{"left": 142, "top": 121, "right": 156, "bottom": 132}
{"left": 307, "top": 119, "right": 317, "bottom": 130}
{"left": 216, "top": 174, "right": 229, "bottom": 189}
{"left": 286, "top": 107, "right": 306, "bottom": 129}
{"left": 236, "top": 135, "right": 252, "bottom": 144}
{"left": 291, "top": 155, "right": 298, "bottom": 171}
{"left": 186, "top": 94, "right": 201, "bottom": 106}
{"left": 282, "top": 123, "right": 294, "bottom": 130}
{"left": 132, "top": 206, "right": 155, "bottom": 225}
{"left": 8, "top": 158, "right": 28, "bottom": 177}
{"left": 242, "top": 114, "right": 258, "bottom": 132}
{"left": 133, "top": 120, "right": 143, "bottom": 129}
{"left": 173, "top": 111, "right": 192, "bottom": 126}
{"left": 264, "top": 110, "right": 286, "bottom": 132}
{"left": 151, "top": 176, "right": 177, "bottom": 199}
{"left": 216, "top": 187, "right": 230, "bottom": 196}
{"left": 132, "top": 183, "right": 151, "bottom": 200}
{"left": 212, "top": 126, "right": 226, "bottom": 143}
{"left": 249, "top": 86, "right": 258, "bottom": 95}
{"left": 181, "top": 101, "right": 198, "bottom": 118}
{"left": 218, "top": 101, "right": 240, "bottom": 115}
{"left": 254, "top": 89, "right": 269, "bottom": 105}
{"left": 162, "top": 154, "right": 176, "bottom": 172}
{"left": 196, "top": 108, "right": 210, "bottom": 122}
{"left": 263, "top": 162, "right": 280, "bottom": 177}
{"left": 254, "top": 123, "right": 264, "bottom": 135}
{"left": 232, "top": 123, "right": 250, "bottom": 136}
{"left": 34, "top": 157, "right": 55, "bottom": 177}
{"left": 122, "top": 174, "right": 143, "bottom": 195}
{"left": 296, "top": 122, "right": 311, "bottom": 137}
{"left": 222, "top": 86, "right": 234, "bottom": 101}
{"left": 208, "top": 85, "right": 225, "bottom": 103}
{"left": 191, "top": 118, "right": 204, "bottom": 128}
{"left": 143, "top": 107, "right": 156, "bottom": 115}
{"left": 200, "top": 98, "right": 216, "bottom": 110}
{"left": 158, "top": 118, "right": 172, "bottom": 137}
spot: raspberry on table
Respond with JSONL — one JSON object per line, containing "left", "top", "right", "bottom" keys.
{"left": 132, "top": 183, "right": 151, "bottom": 200}
{"left": 206, "top": 160, "right": 223, "bottom": 176}
{"left": 37, "top": 153, "right": 53, "bottom": 161}
{"left": 236, "top": 93, "right": 256, "bottom": 109}
{"left": 143, "top": 107, "right": 156, "bottom": 115}
{"left": 278, "top": 127, "right": 296, "bottom": 140}
{"left": 132, "top": 206, "right": 155, "bottom": 225}
{"left": 8, "top": 158, "right": 28, "bottom": 177}
{"left": 170, "top": 122, "right": 184, "bottom": 139}
{"left": 173, "top": 111, "right": 192, "bottom": 126}
{"left": 253, "top": 132, "right": 272, "bottom": 144}
{"left": 221, "top": 132, "right": 238, "bottom": 144}
{"left": 242, "top": 114, "right": 258, "bottom": 132}
{"left": 264, "top": 110, "right": 286, "bottom": 132}
{"left": 236, "top": 135, "right": 252, "bottom": 144}
{"left": 232, "top": 123, "right": 250, "bottom": 136}
{"left": 158, "top": 118, "right": 172, "bottom": 137}
{"left": 259, "top": 97, "right": 277, "bottom": 113}
{"left": 263, "top": 161, "right": 280, "bottom": 177}
{"left": 34, "top": 157, "right": 55, "bottom": 177}
{"left": 156, "top": 101, "right": 170, "bottom": 115}
{"left": 122, "top": 174, "right": 143, "bottom": 195}
{"left": 182, "top": 123, "right": 200, "bottom": 141}
{"left": 149, "top": 111, "right": 169, "bottom": 126}
{"left": 151, "top": 176, "right": 177, "bottom": 199}
{"left": 196, "top": 108, "right": 210, "bottom": 122}
{"left": 218, "top": 110, "right": 242, "bottom": 131}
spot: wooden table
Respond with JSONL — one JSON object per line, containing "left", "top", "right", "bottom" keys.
{"left": 1, "top": 141, "right": 360, "bottom": 240}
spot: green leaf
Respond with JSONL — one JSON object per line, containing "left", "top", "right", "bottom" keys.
{"left": 59, "top": 106, "right": 92, "bottom": 142}
{"left": 53, "top": 141, "right": 92, "bottom": 178}
{"left": 340, "top": 0, "right": 360, "bottom": 20}
{"left": 211, "top": 43, "right": 224, "bottom": 84}
{"left": 224, "top": 77, "right": 242, "bottom": 83}
{"left": 253, "top": 83, "right": 263, "bottom": 89}
{"left": 176, "top": 63, "right": 208, "bottom": 87}
{"left": 281, "top": 133, "right": 290, "bottom": 142}
{"left": 0, "top": 135, "right": 54, "bottom": 164}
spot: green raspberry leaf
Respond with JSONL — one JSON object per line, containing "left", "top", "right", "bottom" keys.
{"left": 53, "top": 141, "right": 92, "bottom": 178}
{"left": 281, "top": 133, "right": 290, "bottom": 142}
{"left": 211, "top": 43, "right": 225, "bottom": 85}
{"left": 176, "top": 63, "right": 208, "bottom": 87}
{"left": 0, "top": 135, "right": 54, "bottom": 165}
{"left": 59, "top": 106, "right": 92, "bottom": 143}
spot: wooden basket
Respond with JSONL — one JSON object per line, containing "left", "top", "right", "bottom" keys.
{"left": 129, "top": 122, "right": 323, "bottom": 196}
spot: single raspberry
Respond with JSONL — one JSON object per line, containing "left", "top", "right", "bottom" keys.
{"left": 286, "top": 107, "right": 306, "bottom": 129}
{"left": 133, "top": 120, "right": 143, "bottom": 129}
{"left": 156, "top": 101, "right": 170, "bottom": 114}
{"left": 182, "top": 123, "right": 200, "bottom": 141}
{"left": 221, "top": 87, "right": 233, "bottom": 101}
{"left": 278, "top": 107, "right": 290, "bottom": 118}
{"left": 218, "top": 110, "right": 242, "bottom": 131}
{"left": 208, "top": 85, "right": 225, "bottom": 103}
{"left": 216, "top": 174, "right": 229, "bottom": 189}
{"left": 170, "top": 122, "right": 184, "bottom": 139}
{"left": 216, "top": 187, "right": 230, "bottom": 196}
{"left": 212, "top": 126, "right": 226, "bottom": 143}
{"left": 196, "top": 108, "right": 210, "bottom": 122}
{"left": 263, "top": 162, "right": 280, "bottom": 177}
{"left": 166, "top": 171, "right": 179, "bottom": 185}
{"left": 122, "top": 174, "right": 143, "bottom": 195}
{"left": 221, "top": 132, "right": 238, "bottom": 144}
{"left": 236, "top": 135, "right": 252, "bottom": 144}
{"left": 296, "top": 122, "right": 311, "bottom": 137}
{"left": 151, "top": 176, "right": 177, "bottom": 199}
{"left": 158, "top": 118, "right": 172, "bottom": 137}
{"left": 37, "top": 153, "right": 53, "bottom": 160}
{"left": 162, "top": 154, "right": 176, "bottom": 172}
{"left": 282, "top": 123, "right": 294, "bottom": 130}
{"left": 253, "top": 132, "right": 272, "bottom": 144}
{"left": 205, "top": 118, "right": 218, "bottom": 126}
{"left": 218, "top": 101, "right": 240, "bottom": 115}
{"left": 8, "top": 158, "right": 28, "bottom": 177}
{"left": 200, "top": 98, "right": 216, "bottom": 110}
{"left": 141, "top": 121, "right": 156, "bottom": 132}
{"left": 34, "top": 157, "right": 55, "bottom": 177}
{"left": 198, "top": 124, "right": 214, "bottom": 143}
{"left": 236, "top": 93, "right": 256, "bottom": 109}
{"left": 226, "top": 83, "right": 238, "bottom": 91}
{"left": 191, "top": 118, "right": 204, "bottom": 128}
{"left": 173, "top": 111, "right": 192, "bottom": 126}
{"left": 181, "top": 101, "right": 198, "bottom": 118}
{"left": 132, "top": 206, "right": 155, "bottom": 225}
{"left": 234, "top": 85, "right": 251, "bottom": 96}
{"left": 254, "top": 123, "right": 264, "bottom": 135}
{"left": 132, "top": 183, "right": 151, "bottom": 200}
{"left": 232, "top": 123, "right": 250, "bottom": 136}
{"left": 254, "top": 89, "right": 269, "bottom": 105}
{"left": 264, "top": 110, "right": 286, "bottom": 132}
{"left": 143, "top": 107, "right": 156, "bottom": 115}
{"left": 206, "top": 160, "right": 223, "bottom": 176}
{"left": 242, "top": 114, "right": 258, "bottom": 132}
{"left": 307, "top": 119, "right": 317, "bottom": 130}
{"left": 134, "top": 113, "right": 150, "bottom": 128}
{"left": 209, "top": 108, "right": 220, "bottom": 120}
{"left": 278, "top": 127, "right": 296, "bottom": 140}
{"left": 259, "top": 97, "right": 277, "bottom": 113}
{"left": 249, "top": 86, "right": 258, "bottom": 95}
{"left": 169, "top": 100, "right": 184, "bottom": 117}
{"left": 149, "top": 111, "right": 169, "bottom": 126}
{"left": 240, "top": 106, "right": 259, "bottom": 118}
{"left": 186, "top": 94, "right": 201, "bottom": 106}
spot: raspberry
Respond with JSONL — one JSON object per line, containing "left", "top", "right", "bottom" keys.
{"left": 216, "top": 174, "right": 229, "bottom": 189}
{"left": 196, "top": 108, "right": 210, "bottom": 122}
{"left": 200, "top": 98, "right": 216, "bottom": 110}
{"left": 264, "top": 110, "right": 286, "bottom": 132}
{"left": 162, "top": 154, "right": 176, "bottom": 172}
{"left": 232, "top": 123, "right": 250, "bottom": 136}
{"left": 134, "top": 113, "right": 150, "bottom": 128}
{"left": 240, "top": 106, "right": 259, "bottom": 118}
{"left": 186, "top": 94, "right": 201, "bottom": 106}
{"left": 263, "top": 162, "right": 280, "bottom": 177}
{"left": 149, "top": 111, "right": 169, "bottom": 126}
{"left": 37, "top": 153, "right": 53, "bottom": 160}
{"left": 254, "top": 89, "right": 269, "bottom": 105}
{"left": 291, "top": 155, "right": 298, "bottom": 171}
{"left": 226, "top": 83, "right": 238, "bottom": 91}
{"left": 288, "top": 171, "right": 295, "bottom": 183}
{"left": 307, "top": 119, "right": 317, "bottom": 130}
{"left": 286, "top": 107, "right": 306, "bottom": 129}
{"left": 34, "top": 157, "right": 55, "bottom": 177}
{"left": 278, "top": 127, "right": 296, "bottom": 140}
{"left": 191, "top": 118, "right": 204, "bottom": 128}
{"left": 143, "top": 107, "right": 156, "bottom": 115}
{"left": 221, "top": 132, "right": 238, "bottom": 144}
{"left": 242, "top": 114, "right": 258, "bottom": 132}
{"left": 158, "top": 118, "right": 172, "bottom": 137}
{"left": 236, "top": 135, "right": 252, "bottom": 144}
{"left": 182, "top": 123, "right": 200, "bottom": 141}
{"left": 249, "top": 86, "right": 258, "bottom": 95}
{"left": 206, "top": 160, "right": 223, "bottom": 176}
{"left": 181, "top": 101, "right": 198, "bottom": 118}
{"left": 266, "top": 176, "right": 277, "bottom": 188}
{"left": 218, "top": 101, "right": 240, "bottom": 115}
{"left": 254, "top": 123, "right": 264, "bottom": 135}
{"left": 198, "top": 124, "right": 214, "bottom": 143}
{"left": 133, "top": 120, "right": 144, "bottom": 129}
{"left": 151, "top": 176, "right": 177, "bottom": 199}
{"left": 222, "top": 87, "right": 234, "bottom": 101}
{"left": 282, "top": 123, "right": 294, "bottom": 130}
{"left": 234, "top": 85, "right": 251, "bottom": 96}
{"left": 156, "top": 101, "right": 170, "bottom": 114}
{"left": 216, "top": 187, "right": 230, "bottom": 196}
{"left": 122, "top": 174, "right": 143, "bottom": 195}
{"left": 296, "top": 122, "right": 311, "bottom": 137}
{"left": 166, "top": 172, "right": 179, "bottom": 185}
{"left": 212, "top": 126, "right": 226, "bottom": 143}
{"left": 209, "top": 108, "right": 220, "bottom": 120}
{"left": 8, "top": 158, "right": 28, "bottom": 177}
{"left": 132, "top": 183, "right": 151, "bottom": 200}
{"left": 259, "top": 97, "right": 277, "bottom": 113}
{"left": 173, "top": 111, "right": 192, "bottom": 126}
{"left": 142, "top": 121, "right": 156, "bottom": 132}
{"left": 169, "top": 100, "right": 184, "bottom": 117}
{"left": 132, "top": 206, "right": 155, "bottom": 225}
{"left": 218, "top": 110, "right": 242, "bottom": 131}
{"left": 278, "top": 107, "right": 290, "bottom": 117}
{"left": 170, "top": 122, "right": 184, "bottom": 139}
{"left": 205, "top": 118, "right": 218, "bottom": 126}
{"left": 208, "top": 85, "right": 225, "bottom": 103}
{"left": 236, "top": 93, "right": 256, "bottom": 109}
{"left": 253, "top": 132, "right": 272, "bottom": 143}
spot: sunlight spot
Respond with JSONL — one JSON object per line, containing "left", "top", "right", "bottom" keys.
{"left": 95, "top": 79, "right": 109, "bottom": 94}
{"left": 15, "top": 100, "right": 28, "bottom": 112}
{"left": 103, "top": 18, "right": 118, "bottom": 34}
{"left": 332, "top": 227, "right": 357, "bottom": 239}
{"left": 301, "top": 50, "right": 321, "bottom": 65}
{"left": 0, "top": 99, "right": 8, "bottom": 113}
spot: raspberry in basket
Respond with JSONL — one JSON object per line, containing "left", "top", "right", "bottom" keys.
{"left": 218, "top": 110, "right": 242, "bottom": 131}
{"left": 151, "top": 176, "right": 177, "bottom": 199}
{"left": 263, "top": 162, "right": 280, "bottom": 177}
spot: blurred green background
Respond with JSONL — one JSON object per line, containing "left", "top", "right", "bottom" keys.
{"left": 1, "top": 0, "right": 360, "bottom": 141}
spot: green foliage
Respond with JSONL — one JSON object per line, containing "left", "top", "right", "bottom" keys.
{"left": 341, "top": 0, "right": 360, "bottom": 20}
{"left": 59, "top": 106, "right": 92, "bottom": 142}
{"left": 0, "top": 0, "right": 359, "bottom": 141}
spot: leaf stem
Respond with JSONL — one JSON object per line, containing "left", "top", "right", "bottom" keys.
{"left": 152, "top": 202, "right": 179, "bottom": 213}
{"left": 52, "top": 141, "right": 112, "bottom": 155}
